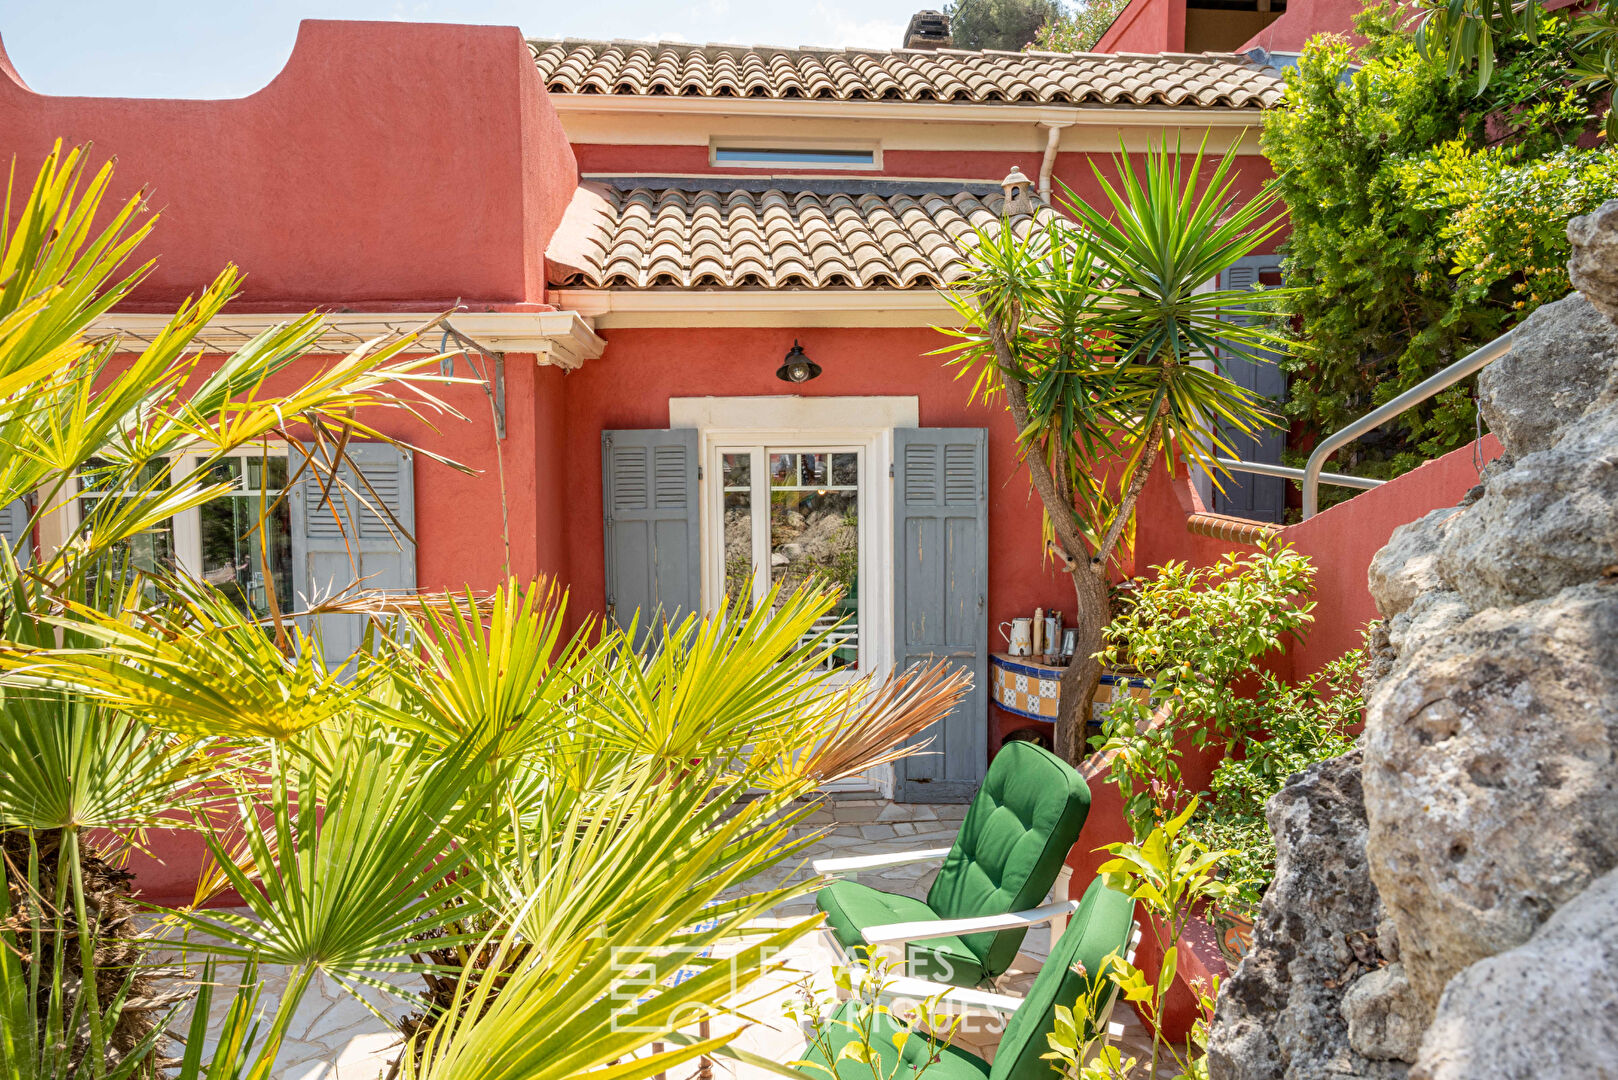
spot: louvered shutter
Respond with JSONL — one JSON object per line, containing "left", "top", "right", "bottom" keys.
{"left": 288, "top": 442, "right": 416, "bottom": 669}
{"left": 1215, "top": 254, "right": 1287, "bottom": 523}
{"left": 892, "top": 428, "right": 988, "bottom": 803}
{"left": 0, "top": 498, "right": 30, "bottom": 566}
{"left": 602, "top": 429, "right": 699, "bottom": 649}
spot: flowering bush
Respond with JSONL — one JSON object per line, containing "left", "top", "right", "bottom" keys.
{"left": 1399, "top": 141, "right": 1618, "bottom": 312}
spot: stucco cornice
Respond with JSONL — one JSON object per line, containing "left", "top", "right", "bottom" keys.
{"left": 87, "top": 310, "right": 605, "bottom": 369}
{"left": 551, "top": 289, "right": 959, "bottom": 329}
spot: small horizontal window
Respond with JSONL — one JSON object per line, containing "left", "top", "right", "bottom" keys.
{"left": 712, "top": 146, "right": 877, "bottom": 167}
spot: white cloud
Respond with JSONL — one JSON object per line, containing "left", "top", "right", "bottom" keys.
{"left": 806, "top": 2, "right": 905, "bottom": 49}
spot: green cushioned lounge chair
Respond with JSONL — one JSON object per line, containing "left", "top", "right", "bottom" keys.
{"left": 799, "top": 877, "right": 1139, "bottom": 1080}
{"left": 812, "top": 740, "right": 1090, "bottom": 988}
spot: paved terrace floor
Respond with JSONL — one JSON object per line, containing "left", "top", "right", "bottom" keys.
{"left": 172, "top": 799, "right": 1168, "bottom": 1079}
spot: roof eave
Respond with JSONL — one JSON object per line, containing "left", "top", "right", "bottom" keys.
{"left": 544, "top": 94, "right": 1272, "bottom": 125}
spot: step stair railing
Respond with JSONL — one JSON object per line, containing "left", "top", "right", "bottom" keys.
{"left": 1214, "top": 327, "right": 1520, "bottom": 520}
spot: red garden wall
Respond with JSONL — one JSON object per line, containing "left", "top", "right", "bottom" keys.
{"left": 0, "top": 19, "right": 575, "bottom": 310}
{"left": 1068, "top": 433, "right": 1504, "bottom": 1039}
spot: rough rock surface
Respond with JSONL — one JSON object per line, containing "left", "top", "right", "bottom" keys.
{"left": 1362, "top": 582, "right": 1618, "bottom": 1008}
{"left": 1365, "top": 507, "right": 1463, "bottom": 619}
{"left": 1476, "top": 291, "right": 1618, "bottom": 458}
{"left": 1206, "top": 753, "right": 1406, "bottom": 1080}
{"left": 1568, "top": 200, "right": 1618, "bottom": 324}
{"left": 1341, "top": 964, "right": 1424, "bottom": 1064}
{"left": 1435, "top": 401, "right": 1618, "bottom": 611}
{"left": 1412, "top": 867, "right": 1618, "bottom": 1080}
{"left": 1209, "top": 200, "right": 1618, "bottom": 1077}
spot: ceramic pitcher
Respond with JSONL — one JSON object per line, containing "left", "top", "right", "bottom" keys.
{"left": 999, "top": 617, "right": 1033, "bottom": 656}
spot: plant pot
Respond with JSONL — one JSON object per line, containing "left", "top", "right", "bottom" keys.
{"left": 1209, "top": 902, "right": 1257, "bottom": 967}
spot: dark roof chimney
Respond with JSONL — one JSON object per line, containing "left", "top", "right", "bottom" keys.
{"left": 903, "top": 10, "right": 952, "bottom": 50}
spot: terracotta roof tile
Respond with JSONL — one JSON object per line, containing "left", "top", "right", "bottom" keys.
{"left": 547, "top": 181, "right": 1061, "bottom": 290}
{"left": 529, "top": 40, "right": 1281, "bottom": 109}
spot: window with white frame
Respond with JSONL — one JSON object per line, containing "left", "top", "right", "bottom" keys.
{"left": 73, "top": 448, "right": 292, "bottom": 619}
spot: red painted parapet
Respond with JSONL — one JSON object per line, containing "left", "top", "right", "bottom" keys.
{"left": 0, "top": 20, "right": 577, "bottom": 310}
{"left": 1067, "top": 435, "right": 1505, "bottom": 1038}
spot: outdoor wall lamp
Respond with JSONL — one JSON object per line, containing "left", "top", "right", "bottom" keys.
{"left": 776, "top": 340, "right": 822, "bottom": 383}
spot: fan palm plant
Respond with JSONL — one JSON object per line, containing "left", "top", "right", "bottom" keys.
{"left": 937, "top": 138, "right": 1294, "bottom": 762}
{"left": 1, "top": 139, "right": 970, "bottom": 1080}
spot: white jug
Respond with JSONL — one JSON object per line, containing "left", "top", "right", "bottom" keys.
{"left": 999, "top": 617, "right": 1033, "bottom": 657}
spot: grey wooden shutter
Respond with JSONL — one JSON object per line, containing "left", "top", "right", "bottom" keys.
{"left": 1214, "top": 254, "right": 1287, "bottom": 523}
{"left": 0, "top": 498, "right": 30, "bottom": 566}
{"left": 602, "top": 429, "right": 699, "bottom": 648}
{"left": 893, "top": 428, "right": 988, "bottom": 803}
{"left": 288, "top": 442, "right": 416, "bottom": 669}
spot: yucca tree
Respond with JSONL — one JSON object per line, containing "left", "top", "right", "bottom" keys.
{"left": 938, "top": 139, "right": 1293, "bottom": 762}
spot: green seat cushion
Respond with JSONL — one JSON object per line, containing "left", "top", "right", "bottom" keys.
{"left": 927, "top": 741, "right": 1091, "bottom": 980}
{"left": 989, "top": 878, "right": 1137, "bottom": 1080}
{"left": 816, "top": 879, "right": 988, "bottom": 987}
{"left": 797, "top": 999, "right": 992, "bottom": 1080}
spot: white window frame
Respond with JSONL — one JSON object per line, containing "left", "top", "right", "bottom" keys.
{"left": 708, "top": 137, "right": 882, "bottom": 172}
{"left": 710, "top": 440, "right": 872, "bottom": 677}
{"left": 53, "top": 443, "right": 292, "bottom": 585}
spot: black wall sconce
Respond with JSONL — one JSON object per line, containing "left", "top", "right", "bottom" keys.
{"left": 775, "top": 340, "right": 822, "bottom": 383}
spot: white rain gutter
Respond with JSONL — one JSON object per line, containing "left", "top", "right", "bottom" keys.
{"left": 1037, "top": 121, "right": 1071, "bottom": 203}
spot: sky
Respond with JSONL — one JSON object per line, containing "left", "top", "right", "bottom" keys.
{"left": 2, "top": 0, "right": 938, "bottom": 99}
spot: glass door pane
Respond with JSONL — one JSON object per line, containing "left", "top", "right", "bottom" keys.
{"left": 721, "top": 451, "right": 755, "bottom": 607}
{"left": 768, "top": 450, "right": 859, "bottom": 670}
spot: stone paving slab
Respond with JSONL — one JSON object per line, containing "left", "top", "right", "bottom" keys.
{"left": 153, "top": 797, "right": 1170, "bottom": 1079}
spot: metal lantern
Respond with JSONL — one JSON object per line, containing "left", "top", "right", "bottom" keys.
{"left": 775, "top": 340, "right": 822, "bottom": 383}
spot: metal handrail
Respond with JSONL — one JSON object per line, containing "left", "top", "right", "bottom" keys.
{"left": 1215, "top": 457, "right": 1385, "bottom": 492}
{"left": 1301, "top": 328, "right": 1518, "bottom": 518}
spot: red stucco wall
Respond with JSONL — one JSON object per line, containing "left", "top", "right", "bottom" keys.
{"left": 1238, "top": 0, "right": 1373, "bottom": 52}
{"left": 1134, "top": 436, "right": 1502, "bottom": 680}
{"left": 557, "top": 326, "right": 1071, "bottom": 641}
{"left": 0, "top": 20, "right": 576, "bottom": 310}
{"left": 1094, "top": 0, "right": 1187, "bottom": 54}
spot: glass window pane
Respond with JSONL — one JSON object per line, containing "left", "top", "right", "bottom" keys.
{"left": 713, "top": 147, "right": 875, "bottom": 166}
{"left": 770, "top": 452, "right": 797, "bottom": 488}
{"left": 200, "top": 485, "right": 292, "bottom": 620}
{"left": 77, "top": 458, "right": 174, "bottom": 592}
{"left": 831, "top": 453, "right": 858, "bottom": 487}
{"left": 722, "top": 453, "right": 754, "bottom": 607}
{"left": 769, "top": 453, "right": 859, "bottom": 671}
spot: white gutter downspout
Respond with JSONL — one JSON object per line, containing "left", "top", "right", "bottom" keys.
{"left": 1037, "top": 121, "right": 1071, "bottom": 202}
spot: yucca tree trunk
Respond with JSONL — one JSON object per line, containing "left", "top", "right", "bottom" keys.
{"left": 1054, "top": 566, "right": 1110, "bottom": 764}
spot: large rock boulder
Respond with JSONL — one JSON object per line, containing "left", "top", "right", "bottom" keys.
{"left": 1210, "top": 199, "right": 1618, "bottom": 1077}
{"left": 1476, "top": 291, "right": 1618, "bottom": 458}
{"left": 1435, "top": 401, "right": 1618, "bottom": 611}
{"left": 1567, "top": 199, "right": 1618, "bottom": 325}
{"left": 1360, "top": 580, "right": 1618, "bottom": 1010}
{"left": 1412, "top": 866, "right": 1618, "bottom": 1080}
{"left": 1366, "top": 507, "right": 1464, "bottom": 620}
{"left": 1206, "top": 753, "right": 1408, "bottom": 1080}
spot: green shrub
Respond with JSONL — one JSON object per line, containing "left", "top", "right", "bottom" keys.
{"left": 1093, "top": 540, "right": 1317, "bottom": 838}
{"left": 1185, "top": 650, "right": 1364, "bottom": 906}
{"left": 1264, "top": 3, "right": 1611, "bottom": 494}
